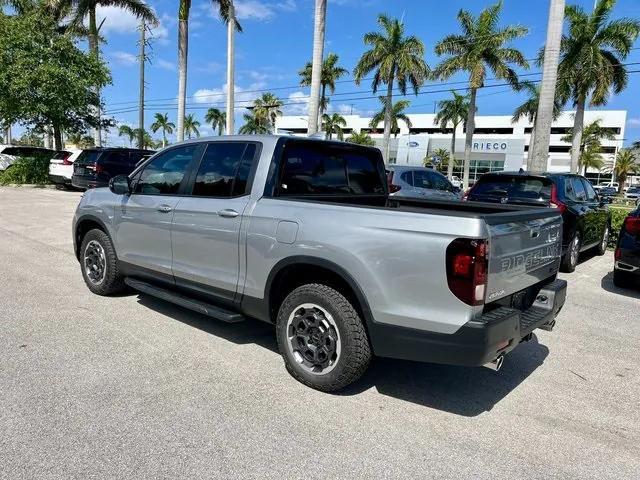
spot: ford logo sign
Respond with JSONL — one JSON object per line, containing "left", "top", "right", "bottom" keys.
{"left": 407, "top": 141, "right": 419, "bottom": 147}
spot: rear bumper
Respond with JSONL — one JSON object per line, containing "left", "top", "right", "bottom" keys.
{"left": 369, "top": 278, "right": 567, "bottom": 366}
{"left": 71, "top": 175, "right": 107, "bottom": 190}
{"left": 49, "top": 174, "right": 71, "bottom": 185}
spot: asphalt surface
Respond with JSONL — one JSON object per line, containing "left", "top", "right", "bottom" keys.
{"left": 1, "top": 186, "right": 639, "bottom": 479}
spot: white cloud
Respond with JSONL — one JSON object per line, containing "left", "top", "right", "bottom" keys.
{"left": 627, "top": 118, "right": 640, "bottom": 128}
{"left": 203, "top": 0, "right": 297, "bottom": 23}
{"left": 192, "top": 82, "right": 267, "bottom": 107}
{"left": 156, "top": 59, "right": 176, "bottom": 71}
{"left": 93, "top": 7, "right": 170, "bottom": 44}
{"left": 284, "top": 91, "right": 309, "bottom": 115}
{"left": 111, "top": 51, "right": 137, "bottom": 66}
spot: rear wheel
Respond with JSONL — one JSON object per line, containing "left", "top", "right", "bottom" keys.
{"left": 595, "top": 225, "right": 609, "bottom": 256}
{"left": 79, "top": 229, "right": 126, "bottom": 296}
{"left": 276, "top": 284, "right": 372, "bottom": 392}
{"left": 561, "top": 232, "right": 581, "bottom": 273}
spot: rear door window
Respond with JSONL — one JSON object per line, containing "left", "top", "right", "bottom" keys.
{"left": 400, "top": 171, "right": 414, "bottom": 186}
{"left": 191, "top": 142, "right": 257, "bottom": 197}
{"left": 581, "top": 178, "right": 598, "bottom": 202}
{"left": 567, "top": 177, "right": 587, "bottom": 202}
{"left": 278, "top": 142, "right": 384, "bottom": 196}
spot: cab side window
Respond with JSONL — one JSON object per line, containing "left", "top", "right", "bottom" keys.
{"left": 191, "top": 142, "right": 257, "bottom": 197}
{"left": 134, "top": 145, "right": 200, "bottom": 195}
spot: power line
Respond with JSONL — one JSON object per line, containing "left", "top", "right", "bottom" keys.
{"left": 105, "top": 67, "right": 640, "bottom": 117}
{"left": 104, "top": 60, "right": 640, "bottom": 116}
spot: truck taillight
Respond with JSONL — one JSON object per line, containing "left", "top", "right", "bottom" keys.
{"left": 446, "top": 238, "right": 488, "bottom": 306}
{"left": 86, "top": 162, "right": 104, "bottom": 173}
{"left": 61, "top": 153, "right": 73, "bottom": 165}
{"left": 550, "top": 184, "right": 567, "bottom": 213}
{"left": 624, "top": 216, "right": 640, "bottom": 236}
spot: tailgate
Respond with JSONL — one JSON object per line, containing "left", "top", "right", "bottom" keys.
{"left": 484, "top": 210, "right": 562, "bottom": 303}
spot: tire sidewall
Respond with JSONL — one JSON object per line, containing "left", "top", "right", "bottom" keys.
{"left": 276, "top": 285, "right": 368, "bottom": 391}
{"left": 79, "top": 229, "right": 122, "bottom": 296}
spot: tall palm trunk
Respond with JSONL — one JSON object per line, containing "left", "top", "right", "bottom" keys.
{"left": 382, "top": 80, "right": 394, "bottom": 164}
{"left": 527, "top": 117, "right": 536, "bottom": 167}
{"left": 570, "top": 95, "right": 586, "bottom": 174}
{"left": 162, "top": 131, "right": 167, "bottom": 148}
{"left": 225, "top": 4, "right": 235, "bottom": 135}
{"left": 307, "top": 0, "right": 327, "bottom": 135}
{"left": 138, "top": 20, "right": 146, "bottom": 150}
{"left": 531, "top": 0, "right": 564, "bottom": 171}
{"left": 176, "top": 1, "right": 190, "bottom": 142}
{"left": 447, "top": 124, "right": 457, "bottom": 180}
{"left": 462, "top": 87, "right": 477, "bottom": 190}
{"left": 88, "top": 8, "right": 102, "bottom": 147}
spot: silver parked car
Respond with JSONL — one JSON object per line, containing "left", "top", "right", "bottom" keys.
{"left": 387, "top": 165, "right": 459, "bottom": 200}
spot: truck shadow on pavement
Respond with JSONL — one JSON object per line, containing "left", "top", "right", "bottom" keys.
{"left": 137, "top": 294, "right": 549, "bottom": 417}
{"left": 600, "top": 272, "right": 640, "bottom": 299}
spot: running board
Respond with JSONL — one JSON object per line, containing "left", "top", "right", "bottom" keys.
{"left": 125, "top": 278, "right": 245, "bottom": 323}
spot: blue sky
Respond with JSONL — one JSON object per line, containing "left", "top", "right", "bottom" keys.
{"left": 79, "top": 0, "right": 640, "bottom": 144}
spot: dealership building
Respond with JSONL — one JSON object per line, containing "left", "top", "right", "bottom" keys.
{"left": 275, "top": 110, "right": 628, "bottom": 185}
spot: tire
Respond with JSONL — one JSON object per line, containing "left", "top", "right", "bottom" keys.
{"left": 561, "top": 232, "right": 581, "bottom": 273}
{"left": 79, "top": 228, "right": 126, "bottom": 296}
{"left": 613, "top": 269, "right": 634, "bottom": 289}
{"left": 595, "top": 225, "right": 610, "bottom": 256}
{"left": 276, "top": 284, "right": 372, "bottom": 392}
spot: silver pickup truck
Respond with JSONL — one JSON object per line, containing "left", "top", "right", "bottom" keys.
{"left": 73, "top": 136, "right": 567, "bottom": 391}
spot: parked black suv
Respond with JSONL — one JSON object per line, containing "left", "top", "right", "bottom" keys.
{"left": 613, "top": 207, "right": 640, "bottom": 288}
{"left": 71, "top": 148, "right": 154, "bottom": 190}
{"left": 465, "top": 172, "right": 611, "bottom": 272}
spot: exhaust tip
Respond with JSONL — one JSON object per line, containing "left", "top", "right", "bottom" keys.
{"left": 483, "top": 354, "right": 504, "bottom": 372}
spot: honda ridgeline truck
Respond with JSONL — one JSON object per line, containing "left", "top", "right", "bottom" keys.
{"left": 73, "top": 136, "right": 567, "bottom": 391}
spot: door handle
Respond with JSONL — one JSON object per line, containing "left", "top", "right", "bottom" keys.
{"left": 157, "top": 205, "right": 173, "bottom": 213}
{"left": 218, "top": 209, "right": 239, "bottom": 218}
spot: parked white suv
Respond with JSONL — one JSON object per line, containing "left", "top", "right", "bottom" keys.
{"left": 48, "top": 149, "right": 82, "bottom": 187}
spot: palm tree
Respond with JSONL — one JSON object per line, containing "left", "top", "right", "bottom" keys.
{"left": 299, "top": 53, "right": 349, "bottom": 120}
{"left": 578, "top": 147, "right": 605, "bottom": 174}
{"left": 150, "top": 113, "right": 175, "bottom": 148}
{"left": 52, "top": 0, "right": 157, "bottom": 147}
{"left": 424, "top": 148, "right": 453, "bottom": 171}
{"left": 132, "top": 128, "right": 156, "bottom": 149}
{"left": 512, "top": 81, "right": 562, "bottom": 168}
{"left": 307, "top": 0, "right": 327, "bottom": 135}
{"left": 205, "top": 108, "right": 226, "bottom": 135}
{"left": 252, "top": 93, "right": 283, "bottom": 133}
{"left": 561, "top": 119, "right": 617, "bottom": 174}
{"left": 183, "top": 114, "right": 200, "bottom": 139}
{"left": 434, "top": 91, "right": 469, "bottom": 179}
{"left": 433, "top": 1, "right": 529, "bottom": 189}
{"left": 176, "top": 1, "right": 239, "bottom": 141}
{"left": 321, "top": 113, "right": 347, "bottom": 140}
{"left": 354, "top": 14, "right": 428, "bottom": 164}
{"left": 238, "top": 112, "right": 269, "bottom": 135}
{"left": 608, "top": 149, "right": 639, "bottom": 193}
{"left": 346, "top": 131, "right": 375, "bottom": 146}
{"left": 118, "top": 125, "right": 135, "bottom": 147}
{"left": 557, "top": 0, "right": 640, "bottom": 174}
{"left": 369, "top": 98, "right": 412, "bottom": 137}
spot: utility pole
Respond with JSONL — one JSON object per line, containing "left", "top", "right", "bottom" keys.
{"left": 138, "top": 19, "right": 147, "bottom": 150}
{"left": 529, "top": 0, "right": 565, "bottom": 172}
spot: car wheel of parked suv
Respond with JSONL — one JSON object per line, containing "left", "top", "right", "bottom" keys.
{"left": 80, "top": 229, "right": 126, "bottom": 296}
{"left": 561, "top": 232, "right": 581, "bottom": 273}
{"left": 596, "top": 225, "right": 610, "bottom": 256}
{"left": 276, "top": 283, "right": 372, "bottom": 392}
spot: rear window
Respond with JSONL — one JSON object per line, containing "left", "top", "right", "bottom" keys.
{"left": 74, "top": 150, "right": 101, "bottom": 165}
{"left": 52, "top": 151, "right": 72, "bottom": 159}
{"left": 279, "top": 142, "right": 384, "bottom": 196}
{"left": 472, "top": 175, "right": 553, "bottom": 200}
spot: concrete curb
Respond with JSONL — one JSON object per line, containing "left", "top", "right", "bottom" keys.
{"left": 2, "top": 184, "right": 57, "bottom": 189}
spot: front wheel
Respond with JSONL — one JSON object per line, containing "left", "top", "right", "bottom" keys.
{"left": 276, "top": 284, "right": 372, "bottom": 392}
{"left": 79, "top": 229, "right": 126, "bottom": 296}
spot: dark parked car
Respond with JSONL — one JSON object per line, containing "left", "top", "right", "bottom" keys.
{"left": 71, "top": 148, "right": 154, "bottom": 190}
{"left": 599, "top": 186, "right": 617, "bottom": 202}
{"left": 613, "top": 208, "right": 640, "bottom": 288}
{"left": 465, "top": 172, "right": 611, "bottom": 273}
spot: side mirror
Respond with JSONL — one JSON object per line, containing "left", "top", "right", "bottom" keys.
{"left": 109, "top": 174, "right": 131, "bottom": 195}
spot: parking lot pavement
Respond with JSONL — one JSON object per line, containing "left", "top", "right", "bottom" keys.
{"left": 1, "top": 186, "right": 639, "bottom": 479}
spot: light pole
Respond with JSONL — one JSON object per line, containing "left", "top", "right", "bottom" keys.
{"left": 530, "top": 0, "right": 565, "bottom": 172}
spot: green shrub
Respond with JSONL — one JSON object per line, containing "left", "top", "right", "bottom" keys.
{"left": 609, "top": 206, "right": 635, "bottom": 247}
{"left": 0, "top": 155, "right": 52, "bottom": 185}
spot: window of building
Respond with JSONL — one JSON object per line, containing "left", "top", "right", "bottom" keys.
{"left": 463, "top": 127, "right": 514, "bottom": 135}
{"left": 409, "top": 128, "right": 454, "bottom": 134}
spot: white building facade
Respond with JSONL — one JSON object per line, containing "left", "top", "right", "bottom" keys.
{"left": 275, "top": 110, "right": 627, "bottom": 184}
